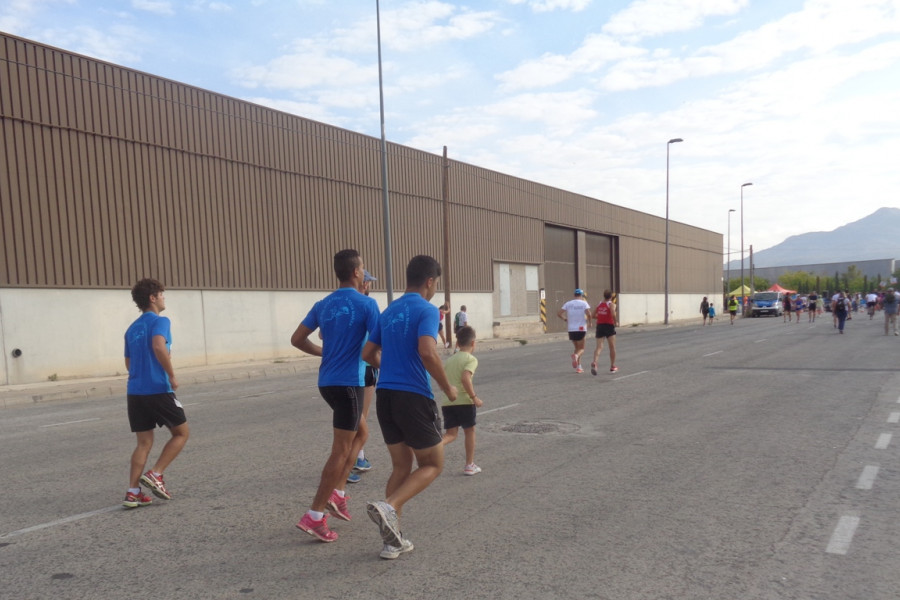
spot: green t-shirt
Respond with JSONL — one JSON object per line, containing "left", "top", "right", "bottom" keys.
{"left": 442, "top": 351, "right": 478, "bottom": 406}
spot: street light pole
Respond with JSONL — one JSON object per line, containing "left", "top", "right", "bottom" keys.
{"left": 376, "top": 0, "right": 394, "bottom": 302}
{"left": 664, "top": 137, "right": 683, "bottom": 325}
{"left": 740, "top": 182, "right": 753, "bottom": 315}
{"left": 727, "top": 208, "right": 735, "bottom": 302}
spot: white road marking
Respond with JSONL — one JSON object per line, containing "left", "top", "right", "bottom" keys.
{"left": 753, "top": 339, "right": 768, "bottom": 343}
{"left": 826, "top": 515, "right": 860, "bottom": 555}
{"left": 39, "top": 418, "right": 101, "bottom": 429}
{"left": 480, "top": 403, "right": 520, "bottom": 415}
{"left": 875, "top": 433, "right": 892, "bottom": 450}
{"left": 702, "top": 351, "right": 723, "bottom": 357}
{"left": 613, "top": 371, "right": 648, "bottom": 381}
{"left": 888, "top": 412, "right": 900, "bottom": 424}
{"left": 1, "top": 506, "right": 121, "bottom": 538}
{"left": 856, "top": 465, "right": 879, "bottom": 490}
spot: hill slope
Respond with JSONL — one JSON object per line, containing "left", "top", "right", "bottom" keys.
{"left": 727, "top": 207, "right": 900, "bottom": 269}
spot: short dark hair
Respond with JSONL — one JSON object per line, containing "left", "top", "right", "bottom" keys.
{"left": 456, "top": 325, "right": 476, "bottom": 346}
{"left": 131, "top": 278, "right": 165, "bottom": 311}
{"left": 603, "top": 289, "right": 613, "bottom": 300}
{"left": 334, "top": 249, "right": 361, "bottom": 282}
{"left": 406, "top": 255, "right": 441, "bottom": 287}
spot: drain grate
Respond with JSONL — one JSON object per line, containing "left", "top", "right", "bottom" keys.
{"left": 498, "top": 420, "right": 580, "bottom": 435}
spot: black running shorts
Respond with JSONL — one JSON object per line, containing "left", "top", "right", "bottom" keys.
{"left": 319, "top": 386, "right": 364, "bottom": 431}
{"left": 568, "top": 331, "right": 587, "bottom": 341}
{"left": 375, "top": 388, "right": 443, "bottom": 450}
{"left": 127, "top": 392, "right": 187, "bottom": 432}
{"left": 441, "top": 404, "right": 477, "bottom": 430}
{"left": 364, "top": 366, "right": 379, "bottom": 388}
{"left": 595, "top": 324, "right": 616, "bottom": 338}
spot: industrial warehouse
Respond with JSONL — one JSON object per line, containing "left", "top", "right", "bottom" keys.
{"left": 0, "top": 32, "right": 721, "bottom": 385}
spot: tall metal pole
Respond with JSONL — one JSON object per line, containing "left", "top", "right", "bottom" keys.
{"left": 664, "top": 138, "right": 682, "bottom": 325}
{"left": 727, "top": 208, "right": 735, "bottom": 302}
{"left": 740, "top": 182, "right": 753, "bottom": 315}
{"left": 442, "top": 146, "right": 452, "bottom": 346}
{"left": 376, "top": 0, "right": 394, "bottom": 302}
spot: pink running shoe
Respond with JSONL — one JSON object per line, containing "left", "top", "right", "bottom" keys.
{"left": 610, "top": 366, "right": 619, "bottom": 373}
{"left": 296, "top": 513, "right": 338, "bottom": 542}
{"left": 327, "top": 490, "right": 351, "bottom": 521}
{"left": 571, "top": 353, "right": 578, "bottom": 369}
{"left": 140, "top": 471, "right": 172, "bottom": 500}
{"left": 122, "top": 490, "right": 153, "bottom": 509}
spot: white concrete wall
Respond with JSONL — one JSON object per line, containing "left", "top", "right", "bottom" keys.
{"left": 617, "top": 294, "right": 716, "bottom": 327}
{"left": 0, "top": 288, "right": 497, "bottom": 385}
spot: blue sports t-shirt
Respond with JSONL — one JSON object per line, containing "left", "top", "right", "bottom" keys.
{"left": 301, "top": 287, "right": 380, "bottom": 387}
{"left": 124, "top": 312, "right": 173, "bottom": 395}
{"left": 370, "top": 292, "right": 439, "bottom": 398}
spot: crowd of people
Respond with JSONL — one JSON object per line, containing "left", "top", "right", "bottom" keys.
{"left": 121, "top": 251, "right": 486, "bottom": 561}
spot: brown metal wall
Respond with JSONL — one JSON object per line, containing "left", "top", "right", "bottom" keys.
{"left": 0, "top": 32, "right": 720, "bottom": 294}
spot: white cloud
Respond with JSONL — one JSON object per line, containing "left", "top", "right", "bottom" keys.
{"left": 603, "top": 0, "right": 748, "bottom": 41}
{"left": 507, "top": 0, "right": 593, "bottom": 12}
{"left": 131, "top": 0, "right": 175, "bottom": 16}
{"left": 497, "top": 34, "right": 645, "bottom": 91}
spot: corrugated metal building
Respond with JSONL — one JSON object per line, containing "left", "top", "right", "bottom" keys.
{"left": 0, "top": 32, "right": 722, "bottom": 384}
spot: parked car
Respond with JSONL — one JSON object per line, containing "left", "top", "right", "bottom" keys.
{"left": 749, "top": 292, "right": 783, "bottom": 317}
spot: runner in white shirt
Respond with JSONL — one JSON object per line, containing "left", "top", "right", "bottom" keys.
{"left": 557, "top": 289, "right": 592, "bottom": 374}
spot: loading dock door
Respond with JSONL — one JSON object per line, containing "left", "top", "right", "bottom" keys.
{"left": 544, "top": 225, "right": 577, "bottom": 333}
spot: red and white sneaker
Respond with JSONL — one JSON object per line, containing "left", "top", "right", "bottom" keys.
{"left": 327, "top": 490, "right": 351, "bottom": 521}
{"left": 122, "top": 490, "right": 153, "bottom": 508}
{"left": 571, "top": 353, "right": 578, "bottom": 369}
{"left": 140, "top": 471, "right": 172, "bottom": 500}
{"left": 610, "top": 366, "right": 619, "bottom": 373}
{"left": 296, "top": 513, "right": 338, "bottom": 542}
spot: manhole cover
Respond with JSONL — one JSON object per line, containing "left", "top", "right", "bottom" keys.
{"left": 497, "top": 420, "right": 581, "bottom": 435}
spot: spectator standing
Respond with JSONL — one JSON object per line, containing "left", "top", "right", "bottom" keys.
{"left": 453, "top": 305, "right": 468, "bottom": 335}
{"left": 832, "top": 291, "right": 850, "bottom": 334}
{"left": 700, "top": 296, "right": 710, "bottom": 326}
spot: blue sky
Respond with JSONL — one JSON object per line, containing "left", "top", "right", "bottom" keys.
{"left": 3, "top": 0, "right": 899, "bottom": 256}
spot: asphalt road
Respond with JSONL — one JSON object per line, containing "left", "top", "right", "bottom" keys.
{"left": 2, "top": 313, "right": 900, "bottom": 599}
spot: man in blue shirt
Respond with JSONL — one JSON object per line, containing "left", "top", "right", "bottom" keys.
{"left": 123, "top": 278, "right": 189, "bottom": 508}
{"left": 362, "top": 255, "right": 457, "bottom": 559}
{"left": 291, "top": 249, "right": 380, "bottom": 542}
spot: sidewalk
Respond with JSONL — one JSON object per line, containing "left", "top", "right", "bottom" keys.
{"left": 0, "top": 321, "right": 686, "bottom": 409}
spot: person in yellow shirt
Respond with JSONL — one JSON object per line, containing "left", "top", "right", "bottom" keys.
{"left": 441, "top": 326, "right": 484, "bottom": 476}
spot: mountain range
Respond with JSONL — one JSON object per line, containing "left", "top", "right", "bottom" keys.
{"left": 725, "top": 207, "right": 900, "bottom": 269}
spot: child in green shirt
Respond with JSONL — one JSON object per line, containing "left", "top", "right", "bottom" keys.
{"left": 441, "top": 326, "right": 484, "bottom": 475}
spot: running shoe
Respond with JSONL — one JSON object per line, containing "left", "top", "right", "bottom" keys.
{"left": 347, "top": 471, "right": 361, "bottom": 484}
{"left": 380, "top": 537, "right": 414, "bottom": 560}
{"left": 590, "top": 363, "right": 598, "bottom": 376}
{"left": 122, "top": 490, "right": 153, "bottom": 509}
{"left": 326, "top": 490, "right": 351, "bottom": 521}
{"left": 610, "top": 366, "right": 619, "bottom": 373}
{"left": 296, "top": 513, "right": 338, "bottom": 542}
{"left": 575, "top": 366, "right": 584, "bottom": 374}
{"left": 571, "top": 353, "right": 578, "bottom": 369}
{"left": 463, "top": 463, "right": 482, "bottom": 476}
{"left": 353, "top": 457, "right": 372, "bottom": 472}
{"left": 366, "top": 500, "right": 402, "bottom": 546}
{"left": 140, "top": 470, "right": 172, "bottom": 500}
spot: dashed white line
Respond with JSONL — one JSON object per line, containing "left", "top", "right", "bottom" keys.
{"left": 875, "top": 433, "right": 892, "bottom": 450}
{"left": 612, "top": 370, "right": 649, "bottom": 381}
{"left": 753, "top": 339, "right": 768, "bottom": 343}
{"left": 479, "top": 403, "right": 520, "bottom": 415}
{"left": 826, "top": 515, "right": 860, "bottom": 555}
{"left": 39, "top": 418, "right": 101, "bottom": 428}
{"left": 856, "top": 465, "right": 879, "bottom": 490}
{"left": 889, "top": 412, "right": 900, "bottom": 424}
{"left": 702, "top": 351, "right": 723, "bottom": 357}
{"left": 1, "top": 506, "right": 121, "bottom": 538}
